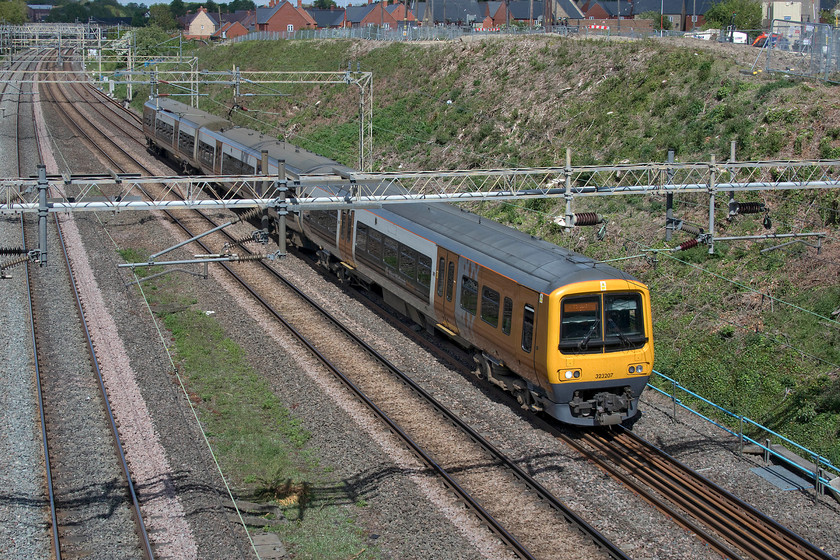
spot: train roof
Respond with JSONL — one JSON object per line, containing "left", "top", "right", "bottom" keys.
{"left": 217, "top": 127, "right": 354, "bottom": 177}
{"left": 146, "top": 97, "right": 356, "bottom": 178}
{"left": 145, "top": 98, "right": 640, "bottom": 293}
{"left": 146, "top": 97, "right": 228, "bottom": 131}
{"left": 380, "top": 201, "right": 638, "bottom": 294}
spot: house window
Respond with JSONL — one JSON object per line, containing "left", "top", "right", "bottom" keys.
{"left": 287, "top": 24, "right": 294, "bottom": 32}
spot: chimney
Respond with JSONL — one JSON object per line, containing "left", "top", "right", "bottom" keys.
{"left": 297, "top": 0, "right": 301, "bottom": 7}
{"left": 368, "top": 0, "right": 371, "bottom": 5}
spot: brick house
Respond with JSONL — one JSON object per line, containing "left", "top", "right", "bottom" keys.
{"left": 345, "top": 2, "right": 398, "bottom": 28}
{"left": 256, "top": 0, "right": 317, "bottom": 33}
{"left": 183, "top": 6, "right": 217, "bottom": 39}
{"left": 306, "top": 7, "right": 347, "bottom": 28}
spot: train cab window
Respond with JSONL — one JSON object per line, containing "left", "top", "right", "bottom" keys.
{"left": 384, "top": 237, "right": 398, "bottom": 269}
{"left": 436, "top": 258, "right": 445, "bottom": 297}
{"left": 501, "top": 297, "right": 513, "bottom": 335}
{"left": 417, "top": 254, "right": 432, "bottom": 289}
{"left": 521, "top": 305, "right": 535, "bottom": 353}
{"left": 604, "top": 294, "right": 645, "bottom": 349}
{"left": 460, "top": 276, "right": 478, "bottom": 315}
{"left": 559, "top": 296, "right": 601, "bottom": 352}
{"left": 480, "top": 286, "right": 500, "bottom": 327}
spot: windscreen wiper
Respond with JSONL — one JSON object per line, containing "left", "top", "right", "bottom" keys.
{"left": 578, "top": 320, "right": 600, "bottom": 350}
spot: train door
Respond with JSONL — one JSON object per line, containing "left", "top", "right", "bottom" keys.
{"left": 513, "top": 286, "right": 540, "bottom": 376}
{"left": 338, "top": 209, "right": 355, "bottom": 265}
{"left": 433, "top": 248, "right": 459, "bottom": 335}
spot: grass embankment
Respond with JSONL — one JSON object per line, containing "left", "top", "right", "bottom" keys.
{"left": 123, "top": 36, "right": 840, "bottom": 464}
{"left": 119, "top": 249, "right": 377, "bottom": 559}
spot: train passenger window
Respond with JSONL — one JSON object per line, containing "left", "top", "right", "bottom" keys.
{"left": 460, "top": 276, "right": 478, "bottom": 315}
{"left": 502, "top": 297, "right": 512, "bottom": 335}
{"left": 198, "top": 141, "right": 215, "bottom": 166}
{"left": 417, "top": 255, "right": 432, "bottom": 289}
{"left": 178, "top": 131, "right": 194, "bottom": 154}
{"left": 521, "top": 305, "right": 535, "bottom": 353}
{"left": 356, "top": 223, "right": 368, "bottom": 254}
{"left": 445, "top": 262, "right": 454, "bottom": 302}
{"left": 384, "top": 237, "right": 398, "bottom": 269}
{"left": 480, "top": 286, "right": 500, "bottom": 327}
{"left": 367, "top": 229, "right": 382, "bottom": 259}
{"left": 399, "top": 247, "right": 416, "bottom": 280}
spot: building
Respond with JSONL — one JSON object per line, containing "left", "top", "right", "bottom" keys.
{"left": 256, "top": 0, "right": 317, "bottom": 33}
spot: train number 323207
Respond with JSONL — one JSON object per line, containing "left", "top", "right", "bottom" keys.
{"left": 595, "top": 372, "right": 615, "bottom": 379}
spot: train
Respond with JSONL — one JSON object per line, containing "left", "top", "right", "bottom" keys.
{"left": 143, "top": 97, "right": 654, "bottom": 427}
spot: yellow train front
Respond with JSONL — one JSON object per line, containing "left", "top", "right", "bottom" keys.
{"left": 543, "top": 279, "right": 652, "bottom": 425}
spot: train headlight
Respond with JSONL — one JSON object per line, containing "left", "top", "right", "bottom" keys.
{"left": 573, "top": 371, "right": 580, "bottom": 378}
{"left": 565, "top": 370, "right": 574, "bottom": 379}
{"left": 628, "top": 366, "right": 635, "bottom": 374}
{"left": 636, "top": 365, "right": 644, "bottom": 373}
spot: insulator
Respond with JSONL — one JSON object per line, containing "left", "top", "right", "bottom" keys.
{"left": 737, "top": 202, "right": 765, "bottom": 214}
{"left": 679, "top": 223, "right": 703, "bottom": 237}
{"left": 236, "top": 207, "right": 264, "bottom": 223}
{"left": 235, "top": 254, "right": 269, "bottom": 262}
{"left": 1, "top": 255, "right": 30, "bottom": 271}
{"left": 573, "top": 212, "right": 603, "bottom": 226}
{"left": 674, "top": 239, "right": 700, "bottom": 251}
{"left": 0, "top": 247, "right": 26, "bottom": 256}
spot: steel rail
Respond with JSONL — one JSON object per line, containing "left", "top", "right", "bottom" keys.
{"left": 48, "top": 64, "right": 618, "bottom": 558}
{"left": 12, "top": 50, "right": 62, "bottom": 559}
{"left": 23, "top": 215, "right": 61, "bottom": 559}
{"left": 51, "top": 211, "right": 154, "bottom": 559}
{"left": 39, "top": 65, "right": 535, "bottom": 559}
{"left": 553, "top": 427, "right": 742, "bottom": 559}
{"left": 612, "top": 428, "right": 837, "bottom": 560}
{"left": 153, "top": 185, "right": 630, "bottom": 560}
{"left": 40, "top": 52, "right": 155, "bottom": 560}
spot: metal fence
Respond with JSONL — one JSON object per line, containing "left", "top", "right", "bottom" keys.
{"left": 227, "top": 24, "right": 582, "bottom": 45}
{"left": 751, "top": 19, "right": 840, "bottom": 83}
{"left": 648, "top": 370, "right": 839, "bottom": 497}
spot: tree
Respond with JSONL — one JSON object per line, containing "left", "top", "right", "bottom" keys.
{"left": 703, "top": 0, "right": 761, "bottom": 31}
{"left": 170, "top": 0, "right": 187, "bottom": 18}
{"left": 313, "top": 0, "right": 337, "bottom": 8}
{"left": 133, "top": 24, "right": 176, "bottom": 57}
{"left": 638, "top": 10, "right": 672, "bottom": 30}
{"left": 228, "top": 0, "right": 256, "bottom": 11}
{"left": 0, "top": 0, "right": 27, "bottom": 24}
{"left": 149, "top": 3, "right": 177, "bottom": 29}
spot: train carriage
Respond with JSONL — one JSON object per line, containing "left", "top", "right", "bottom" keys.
{"left": 143, "top": 97, "right": 654, "bottom": 426}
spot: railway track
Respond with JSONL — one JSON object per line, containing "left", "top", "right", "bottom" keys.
{"left": 20, "top": 46, "right": 838, "bottom": 560}
{"left": 29, "top": 48, "right": 635, "bottom": 559}
{"left": 555, "top": 427, "right": 837, "bottom": 560}
{"left": 16, "top": 49, "right": 154, "bottom": 559}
